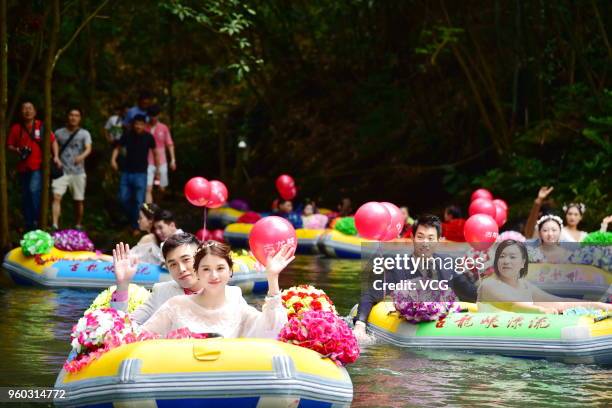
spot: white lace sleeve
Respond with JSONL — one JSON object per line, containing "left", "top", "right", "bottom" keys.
{"left": 240, "top": 295, "right": 288, "bottom": 339}
{"left": 141, "top": 299, "right": 175, "bottom": 336}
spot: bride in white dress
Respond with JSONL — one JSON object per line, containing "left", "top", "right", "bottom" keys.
{"left": 142, "top": 241, "right": 294, "bottom": 338}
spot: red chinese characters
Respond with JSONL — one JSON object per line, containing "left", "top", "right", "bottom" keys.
{"left": 506, "top": 316, "right": 524, "bottom": 329}
{"left": 479, "top": 315, "right": 499, "bottom": 329}
{"left": 528, "top": 316, "right": 551, "bottom": 329}
{"left": 455, "top": 315, "right": 474, "bottom": 328}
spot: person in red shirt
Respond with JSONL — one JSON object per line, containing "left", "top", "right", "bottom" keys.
{"left": 441, "top": 205, "right": 466, "bottom": 242}
{"left": 7, "top": 101, "right": 61, "bottom": 230}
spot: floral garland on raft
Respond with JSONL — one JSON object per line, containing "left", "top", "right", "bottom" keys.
{"left": 278, "top": 285, "right": 359, "bottom": 366}
{"left": 393, "top": 286, "right": 461, "bottom": 323}
{"left": 52, "top": 229, "right": 95, "bottom": 252}
{"left": 20, "top": 230, "right": 54, "bottom": 256}
{"left": 281, "top": 284, "right": 337, "bottom": 319}
{"left": 65, "top": 307, "right": 211, "bottom": 373}
{"left": 86, "top": 284, "right": 152, "bottom": 314}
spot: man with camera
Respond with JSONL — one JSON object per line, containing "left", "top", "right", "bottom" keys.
{"left": 7, "top": 101, "right": 61, "bottom": 231}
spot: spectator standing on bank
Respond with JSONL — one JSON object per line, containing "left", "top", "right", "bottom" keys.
{"left": 7, "top": 101, "right": 60, "bottom": 231}
{"left": 124, "top": 91, "right": 153, "bottom": 126}
{"left": 111, "top": 114, "right": 158, "bottom": 232}
{"left": 51, "top": 108, "right": 92, "bottom": 230}
{"left": 145, "top": 105, "right": 176, "bottom": 203}
{"left": 104, "top": 104, "right": 129, "bottom": 144}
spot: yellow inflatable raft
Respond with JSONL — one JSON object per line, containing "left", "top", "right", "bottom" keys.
{"left": 2, "top": 248, "right": 268, "bottom": 294}
{"left": 54, "top": 338, "right": 353, "bottom": 407}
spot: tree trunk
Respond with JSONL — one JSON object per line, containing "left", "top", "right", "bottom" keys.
{"left": 40, "top": 0, "right": 60, "bottom": 230}
{"left": 0, "top": 0, "right": 10, "bottom": 251}
{"left": 7, "top": 30, "right": 43, "bottom": 126}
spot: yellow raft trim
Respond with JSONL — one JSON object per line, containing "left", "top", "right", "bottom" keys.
{"left": 5, "top": 247, "right": 104, "bottom": 275}
{"left": 208, "top": 207, "right": 245, "bottom": 219}
{"left": 225, "top": 223, "right": 325, "bottom": 239}
{"left": 62, "top": 338, "right": 346, "bottom": 383}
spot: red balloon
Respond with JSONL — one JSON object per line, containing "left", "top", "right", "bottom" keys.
{"left": 471, "top": 188, "right": 493, "bottom": 202}
{"left": 206, "top": 180, "right": 228, "bottom": 209}
{"left": 195, "top": 228, "right": 210, "bottom": 242}
{"left": 493, "top": 202, "right": 507, "bottom": 227}
{"left": 380, "top": 202, "right": 405, "bottom": 241}
{"left": 279, "top": 185, "right": 297, "bottom": 200}
{"left": 184, "top": 177, "right": 211, "bottom": 207}
{"left": 275, "top": 174, "right": 295, "bottom": 193}
{"left": 210, "top": 229, "right": 225, "bottom": 243}
{"left": 464, "top": 214, "right": 499, "bottom": 250}
{"left": 249, "top": 216, "right": 297, "bottom": 265}
{"left": 355, "top": 202, "right": 392, "bottom": 240}
{"left": 469, "top": 198, "right": 497, "bottom": 218}
{"left": 492, "top": 198, "right": 508, "bottom": 211}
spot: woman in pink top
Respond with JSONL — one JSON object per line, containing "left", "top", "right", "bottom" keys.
{"left": 146, "top": 105, "right": 176, "bottom": 203}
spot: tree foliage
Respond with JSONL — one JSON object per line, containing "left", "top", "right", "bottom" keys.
{"left": 2, "top": 0, "right": 611, "bottom": 242}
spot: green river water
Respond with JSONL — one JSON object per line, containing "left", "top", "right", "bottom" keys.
{"left": 1, "top": 255, "right": 610, "bottom": 407}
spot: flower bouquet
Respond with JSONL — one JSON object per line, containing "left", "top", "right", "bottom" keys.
{"left": 20, "top": 230, "right": 54, "bottom": 256}
{"left": 65, "top": 308, "right": 215, "bottom": 373}
{"left": 278, "top": 310, "right": 360, "bottom": 366}
{"left": 393, "top": 285, "right": 461, "bottom": 323}
{"left": 85, "top": 284, "right": 151, "bottom": 314}
{"left": 52, "top": 229, "right": 95, "bottom": 252}
{"left": 64, "top": 307, "right": 144, "bottom": 373}
{"left": 281, "top": 285, "right": 337, "bottom": 319}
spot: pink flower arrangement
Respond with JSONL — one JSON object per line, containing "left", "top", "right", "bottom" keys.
{"left": 281, "top": 284, "right": 337, "bottom": 319}
{"left": 64, "top": 308, "right": 215, "bottom": 373}
{"left": 393, "top": 287, "right": 461, "bottom": 323}
{"left": 52, "top": 229, "right": 95, "bottom": 252}
{"left": 278, "top": 310, "right": 360, "bottom": 366}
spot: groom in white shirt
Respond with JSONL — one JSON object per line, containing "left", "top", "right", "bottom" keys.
{"left": 111, "top": 232, "right": 242, "bottom": 324}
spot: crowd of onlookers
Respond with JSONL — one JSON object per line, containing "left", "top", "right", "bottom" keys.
{"left": 7, "top": 91, "right": 176, "bottom": 233}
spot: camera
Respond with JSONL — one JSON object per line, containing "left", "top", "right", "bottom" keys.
{"left": 19, "top": 146, "right": 32, "bottom": 161}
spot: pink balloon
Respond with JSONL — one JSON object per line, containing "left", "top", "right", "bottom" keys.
{"left": 493, "top": 202, "right": 507, "bottom": 227}
{"left": 469, "top": 198, "right": 497, "bottom": 218}
{"left": 380, "top": 202, "right": 405, "bottom": 241}
{"left": 464, "top": 214, "right": 499, "bottom": 250}
{"left": 471, "top": 188, "right": 493, "bottom": 202}
{"left": 492, "top": 198, "right": 508, "bottom": 211}
{"left": 206, "top": 180, "right": 228, "bottom": 209}
{"left": 210, "top": 229, "right": 225, "bottom": 243}
{"left": 249, "top": 216, "right": 297, "bottom": 265}
{"left": 195, "top": 228, "right": 210, "bottom": 242}
{"left": 184, "top": 177, "right": 211, "bottom": 207}
{"left": 354, "top": 202, "right": 392, "bottom": 240}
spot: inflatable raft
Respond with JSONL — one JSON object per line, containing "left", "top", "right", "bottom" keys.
{"left": 224, "top": 223, "right": 324, "bottom": 255}
{"left": 207, "top": 207, "right": 245, "bottom": 228}
{"left": 54, "top": 338, "right": 353, "bottom": 407}
{"left": 527, "top": 263, "right": 611, "bottom": 301}
{"left": 1, "top": 247, "right": 168, "bottom": 289}
{"left": 2, "top": 248, "right": 268, "bottom": 294}
{"left": 365, "top": 301, "right": 612, "bottom": 365}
